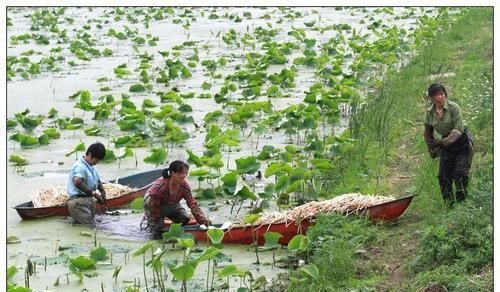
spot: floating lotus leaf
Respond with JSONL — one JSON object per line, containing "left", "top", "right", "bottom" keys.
{"left": 142, "top": 98, "right": 157, "bottom": 108}
{"left": 90, "top": 247, "right": 108, "bottom": 261}
{"left": 9, "top": 155, "right": 28, "bottom": 166}
{"left": 129, "top": 84, "right": 146, "bottom": 93}
{"left": 43, "top": 128, "right": 61, "bottom": 139}
{"left": 7, "top": 236, "right": 21, "bottom": 244}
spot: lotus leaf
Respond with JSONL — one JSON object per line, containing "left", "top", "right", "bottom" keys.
{"left": 102, "top": 149, "right": 117, "bottom": 163}
{"left": 207, "top": 229, "right": 224, "bottom": 245}
{"left": 299, "top": 264, "right": 319, "bottom": 280}
{"left": 236, "top": 185, "right": 258, "bottom": 200}
{"left": 9, "top": 155, "right": 28, "bottom": 166}
{"left": 196, "top": 247, "right": 221, "bottom": 264}
{"left": 132, "top": 241, "right": 154, "bottom": 256}
{"left": 243, "top": 213, "right": 261, "bottom": 224}
{"left": 235, "top": 156, "right": 260, "bottom": 174}
{"left": 170, "top": 260, "right": 198, "bottom": 282}
{"left": 90, "top": 247, "right": 107, "bottom": 261}
{"left": 129, "top": 84, "right": 146, "bottom": 93}
{"left": 186, "top": 150, "right": 203, "bottom": 167}
{"left": 43, "top": 128, "right": 61, "bottom": 139}
{"left": 70, "top": 256, "right": 96, "bottom": 270}
{"left": 65, "top": 141, "right": 85, "bottom": 157}
{"left": 287, "top": 234, "right": 310, "bottom": 252}
{"left": 7, "top": 265, "right": 18, "bottom": 280}
{"left": 143, "top": 147, "right": 167, "bottom": 167}
{"left": 130, "top": 197, "right": 144, "bottom": 210}
{"left": 7, "top": 236, "right": 21, "bottom": 244}
{"left": 262, "top": 232, "right": 282, "bottom": 250}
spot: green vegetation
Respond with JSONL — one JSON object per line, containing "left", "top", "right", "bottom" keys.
{"left": 291, "top": 8, "right": 493, "bottom": 291}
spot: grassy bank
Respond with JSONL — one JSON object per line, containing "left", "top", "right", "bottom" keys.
{"left": 291, "top": 7, "right": 493, "bottom": 291}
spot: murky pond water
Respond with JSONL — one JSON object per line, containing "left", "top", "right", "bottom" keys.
{"left": 7, "top": 7, "right": 427, "bottom": 291}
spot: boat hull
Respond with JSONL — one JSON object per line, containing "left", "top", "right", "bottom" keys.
{"left": 366, "top": 194, "right": 414, "bottom": 222}
{"left": 162, "top": 220, "right": 311, "bottom": 245}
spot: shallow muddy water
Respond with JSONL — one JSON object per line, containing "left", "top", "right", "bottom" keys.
{"left": 6, "top": 7, "right": 428, "bottom": 291}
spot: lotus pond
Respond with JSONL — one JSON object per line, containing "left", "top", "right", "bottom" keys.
{"left": 6, "top": 6, "right": 460, "bottom": 291}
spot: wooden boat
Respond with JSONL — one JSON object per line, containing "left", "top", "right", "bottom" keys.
{"left": 161, "top": 220, "right": 311, "bottom": 245}
{"left": 160, "top": 194, "right": 415, "bottom": 245}
{"left": 365, "top": 194, "right": 415, "bottom": 222}
{"left": 13, "top": 169, "right": 163, "bottom": 220}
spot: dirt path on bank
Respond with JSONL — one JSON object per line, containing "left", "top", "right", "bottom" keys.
{"left": 371, "top": 129, "right": 423, "bottom": 291}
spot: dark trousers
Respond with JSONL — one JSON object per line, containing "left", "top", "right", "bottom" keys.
{"left": 438, "top": 138, "right": 473, "bottom": 204}
{"left": 68, "top": 196, "right": 96, "bottom": 225}
{"left": 143, "top": 195, "right": 190, "bottom": 234}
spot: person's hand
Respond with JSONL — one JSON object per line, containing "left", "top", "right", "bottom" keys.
{"left": 101, "top": 191, "right": 107, "bottom": 206}
{"left": 429, "top": 147, "right": 439, "bottom": 159}
{"left": 202, "top": 219, "right": 212, "bottom": 226}
{"left": 94, "top": 192, "right": 105, "bottom": 204}
{"left": 427, "top": 139, "right": 437, "bottom": 149}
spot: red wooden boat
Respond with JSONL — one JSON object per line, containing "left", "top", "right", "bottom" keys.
{"left": 160, "top": 194, "right": 415, "bottom": 245}
{"left": 365, "top": 194, "right": 415, "bottom": 222}
{"left": 162, "top": 220, "right": 311, "bottom": 245}
{"left": 13, "top": 169, "right": 163, "bottom": 220}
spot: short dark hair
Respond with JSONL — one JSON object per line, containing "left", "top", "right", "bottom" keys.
{"left": 86, "top": 142, "right": 106, "bottom": 160}
{"left": 427, "top": 84, "right": 448, "bottom": 98}
{"left": 162, "top": 160, "right": 189, "bottom": 178}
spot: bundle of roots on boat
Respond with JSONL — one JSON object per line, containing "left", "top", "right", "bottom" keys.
{"left": 32, "top": 183, "right": 137, "bottom": 207}
{"left": 250, "top": 193, "right": 395, "bottom": 226}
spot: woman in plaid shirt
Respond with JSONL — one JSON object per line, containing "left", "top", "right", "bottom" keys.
{"left": 144, "top": 160, "right": 209, "bottom": 238}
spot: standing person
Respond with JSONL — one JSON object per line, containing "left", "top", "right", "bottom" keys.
{"left": 144, "top": 160, "right": 210, "bottom": 239}
{"left": 423, "top": 84, "right": 474, "bottom": 206}
{"left": 66, "top": 142, "right": 107, "bottom": 225}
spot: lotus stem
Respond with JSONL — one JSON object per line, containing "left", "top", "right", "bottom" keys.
{"left": 143, "top": 253, "right": 148, "bottom": 291}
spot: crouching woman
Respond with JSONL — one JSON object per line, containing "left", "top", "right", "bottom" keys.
{"left": 143, "top": 160, "right": 210, "bottom": 239}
